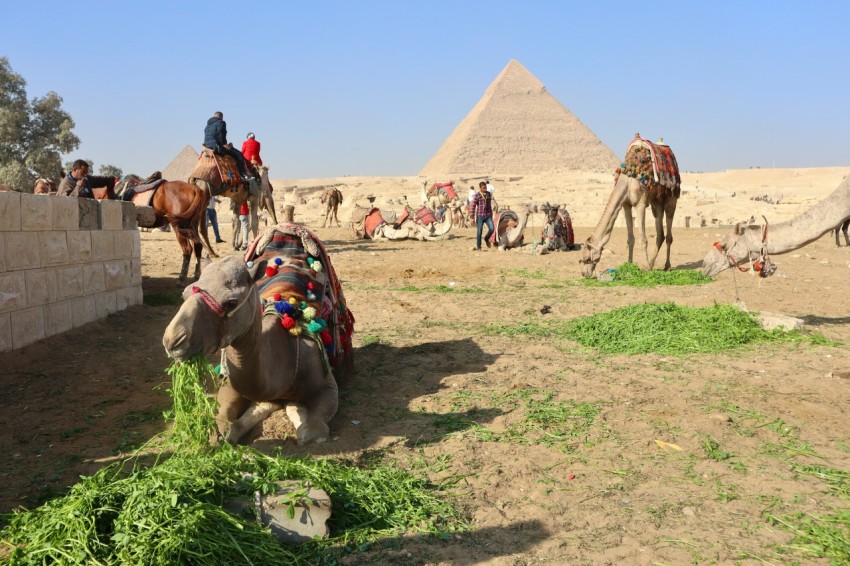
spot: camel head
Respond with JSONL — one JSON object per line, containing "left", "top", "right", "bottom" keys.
{"left": 702, "top": 220, "right": 770, "bottom": 277}
{"left": 540, "top": 202, "right": 560, "bottom": 224}
{"left": 580, "top": 238, "right": 602, "bottom": 278}
{"left": 163, "top": 255, "right": 266, "bottom": 360}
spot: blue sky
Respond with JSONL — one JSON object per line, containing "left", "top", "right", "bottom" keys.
{"left": 4, "top": 1, "right": 849, "bottom": 177}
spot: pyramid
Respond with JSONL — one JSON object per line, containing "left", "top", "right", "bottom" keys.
{"left": 161, "top": 145, "right": 199, "bottom": 182}
{"left": 419, "top": 60, "right": 619, "bottom": 176}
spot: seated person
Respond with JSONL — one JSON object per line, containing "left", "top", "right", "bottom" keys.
{"left": 241, "top": 132, "right": 262, "bottom": 166}
{"left": 204, "top": 111, "right": 252, "bottom": 181}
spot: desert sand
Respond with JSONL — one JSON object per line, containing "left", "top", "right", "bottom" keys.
{"left": 1, "top": 166, "right": 849, "bottom": 564}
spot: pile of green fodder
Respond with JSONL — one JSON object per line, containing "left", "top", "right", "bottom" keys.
{"left": 0, "top": 358, "right": 466, "bottom": 564}
{"left": 582, "top": 262, "right": 713, "bottom": 287}
{"left": 565, "top": 302, "right": 830, "bottom": 355}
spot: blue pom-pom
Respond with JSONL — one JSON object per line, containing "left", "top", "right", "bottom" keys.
{"left": 325, "top": 343, "right": 334, "bottom": 355}
{"left": 274, "top": 257, "right": 282, "bottom": 266}
{"left": 274, "top": 301, "right": 286, "bottom": 314}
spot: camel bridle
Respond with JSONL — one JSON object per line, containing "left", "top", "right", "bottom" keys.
{"left": 712, "top": 216, "right": 776, "bottom": 278}
{"left": 191, "top": 284, "right": 256, "bottom": 346}
{"left": 579, "top": 241, "right": 601, "bottom": 267}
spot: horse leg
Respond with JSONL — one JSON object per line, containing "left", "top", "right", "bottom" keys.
{"left": 176, "top": 229, "right": 193, "bottom": 285}
{"left": 193, "top": 241, "right": 203, "bottom": 280}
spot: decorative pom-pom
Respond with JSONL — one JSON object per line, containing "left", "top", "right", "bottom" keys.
{"left": 312, "top": 262, "right": 323, "bottom": 273}
{"left": 307, "top": 292, "right": 316, "bottom": 301}
{"left": 315, "top": 318, "right": 328, "bottom": 330}
{"left": 288, "top": 297, "right": 297, "bottom": 305}
{"left": 246, "top": 261, "right": 254, "bottom": 268}
{"left": 265, "top": 266, "right": 277, "bottom": 278}
{"left": 214, "top": 364, "right": 222, "bottom": 375}
{"left": 307, "top": 257, "right": 315, "bottom": 265}
{"left": 325, "top": 343, "right": 335, "bottom": 356}
{"left": 274, "top": 257, "right": 282, "bottom": 266}
{"left": 289, "top": 326, "right": 302, "bottom": 336}
{"left": 282, "top": 315, "right": 296, "bottom": 329}
{"left": 273, "top": 293, "right": 281, "bottom": 301}
{"left": 307, "top": 320, "right": 322, "bottom": 333}
{"left": 307, "top": 282, "right": 315, "bottom": 291}
{"left": 302, "top": 306, "right": 316, "bottom": 321}
{"left": 274, "top": 301, "right": 286, "bottom": 314}
{"left": 300, "top": 301, "right": 308, "bottom": 309}
{"left": 320, "top": 329, "right": 332, "bottom": 344}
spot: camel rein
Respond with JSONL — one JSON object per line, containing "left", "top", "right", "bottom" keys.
{"left": 713, "top": 216, "right": 776, "bottom": 278}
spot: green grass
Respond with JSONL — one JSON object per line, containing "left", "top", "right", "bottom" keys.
{"left": 486, "top": 302, "right": 832, "bottom": 356}
{"left": 143, "top": 291, "right": 184, "bottom": 307}
{"left": 578, "top": 263, "right": 714, "bottom": 287}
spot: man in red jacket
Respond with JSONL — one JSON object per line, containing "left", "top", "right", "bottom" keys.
{"left": 241, "top": 132, "right": 263, "bottom": 166}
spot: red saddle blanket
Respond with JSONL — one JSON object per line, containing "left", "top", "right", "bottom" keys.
{"left": 364, "top": 208, "right": 387, "bottom": 238}
{"left": 414, "top": 206, "right": 436, "bottom": 226}
{"left": 623, "top": 136, "right": 681, "bottom": 194}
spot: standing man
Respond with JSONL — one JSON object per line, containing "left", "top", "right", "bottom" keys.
{"left": 58, "top": 159, "right": 116, "bottom": 199}
{"left": 207, "top": 195, "right": 225, "bottom": 243}
{"left": 469, "top": 181, "right": 495, "bottom": 251}
{"left": 241, "top": 132, "right": 263, "bottom": 165}
{"left": 204, "top": 112, "right": 252, "bottom": 181}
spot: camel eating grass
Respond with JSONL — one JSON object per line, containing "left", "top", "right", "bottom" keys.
{"left": 163, "top": 223, "right": 354, "bottom": 445}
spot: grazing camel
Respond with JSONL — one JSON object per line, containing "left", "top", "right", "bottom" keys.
{"left": 834, "top": 218, "right": 850, "bottom": 246}
{"left": 580, "top": 134, "right": 681, "bottom": 278}
{"left": 162, "top": 223, "right": 354, "bottom": 445}
{"left": 320, "top": 187, "right": 343, "bottom": 228}
{"left": 703, "top": 175, "right": 850, "bottom": 277}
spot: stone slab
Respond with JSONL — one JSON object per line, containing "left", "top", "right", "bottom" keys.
{"left": 104, "top": 259, "right": 130, "bottom": 291}
{"left": 129, "top": 258, "right": 142, "bottom": 286}
{"left": 116, "top": 286, "right": 142, "bottom": 310}
{"left": 39, "top": 231, "right": 69, "bottom": 266}
{"left": 77, "top": 198, "right": 99, "bottom": 230}
{"left": 0, "top": 233, "right": 5, "bottom": 272}
{"left": 121, "top": 201, "right": 138, "bottom": 230}
{"left": 131, "top": 230, "right": 141, "bottom": 258}
{"left": 90, "top": 230, "right": 114, "bottom": 261}
{"left": 5, "top": 232, "right": 41, "bottom": 271}
{"left": 54, "top": 265, "right": 83, "bottom": 300}
{"left": 0, "top": 312, "right": 11, "bottom": 352}
{"left": 113, "top": 230, "right": 135, "bottom": 259}
{"left": 51, "top": 196, "right": 79, "bottom": 230}
{"left": 94, "top": 290, "right": 118, "bottom": 318}
{"left": 25, "top": 269, "right": 52, "bottom": 307}
{"left": 0, "top": 271, "right": 27, "bottom": 313}
{"left": 224, "top": 484, "right": 331, "bottom": 545}
{"left": 21, "top": 194, "right": 52, "bottom": 231}
{"left": 71, "top": 295, "right": 97, "bottom": 328}
{"left": 67, "top": 231, "right": 93, "bottom": 263}
{"left": 0, "top": 191, "right": 22, "bottom": 231}
{"left": 81, "top": 262, "right": 106, "bottom": 294}
{"left": 757, "top": 312, "right": 805, "bottom": 332}
{"left": 99, "top": 201, "right": 123, "bottom": 230}
{"left": 11, "top": 306, "right": 45, "bottom": 349}
{"left": 45, "top": 300, "right": 74, "bottom": 337}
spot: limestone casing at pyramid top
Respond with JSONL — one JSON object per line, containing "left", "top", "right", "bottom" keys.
{"left": 419, "top": 59, "right": 620, "bottom": 177}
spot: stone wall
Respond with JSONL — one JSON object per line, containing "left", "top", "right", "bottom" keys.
{"left": 0, "top": 192, "right": 142, "bottom": 352}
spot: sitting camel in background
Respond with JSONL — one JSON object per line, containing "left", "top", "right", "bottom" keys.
{"left": 834, "top": 218, "right": 850, "bottom": 246}
{"left": 538, "top": 203, "right": 570, "bottom": 252}
{"left": 581, "top": 134, "right": 681, "bottom": 278}
{"left": 320, "top": 187, "right": 343, "bottom": 227}
{"left": 703, "top": 175, "right": 850, "bottom": 277}
{"left": 493, "top": 202, "right": 537, "bottom": 250}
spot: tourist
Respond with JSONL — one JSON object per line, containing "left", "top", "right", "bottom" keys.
{"left": 469, "top": 181, "right": 495, "bottom": 251}
{"left": 238, "top": 200, "right": 250, "bottom": 251}
{"left": 58, "top": 159, "right": 116, "bottom": 199}
{"left": 204, "top": 112, "right": 253, "bottom": 181}
{"left": 467, "top": 185, "right": 476, "bottom": 205}
{"left": 207, "top": 196, "right": 225, "bottom": 243}
{"left": 241, "top": 132, "right": 263, "bottom": 166}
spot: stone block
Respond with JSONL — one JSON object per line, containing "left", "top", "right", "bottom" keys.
{"left": 0, "top": 313, "right": 11, "bottom": 352}
{"left": 0, "top": 271, "right": 27, "bottom": 313}
{"left": 99, "top": 201, "right": 123, "bottom": 230}
{"left": 39, "top": 231, "right": 69, "bottom": 266}
{"left": 113, "top": 230, "right": 134, "bottom": 259}
{"left": 757, "top": 312, "right": 805, "bottom": 332}
{"left": 94, "top": 290, "right": 118, "bottom": 318}
{"left": 11, "top": 306, "right": 45, "bottom": 349}
{"left": 25, "top": 269, "right": 52, "bottom": 307}
{"left": 45, "top": 300, "right": 74, "bottom": 337}
{"left": 0, "top": 233, "right": 5, "bottom": 272}
{"left": 116, "top": 286, "right": 137, "bottom": 310}
{"left": 131, "top": 230, "right": 141, "bottom": 258}
{"left": 104, "top": 259, "right": 130, "bottom": 291}
{"left": 91, "top": 230, "right": 114, "bottom": 261}
{"left": 67, "top": 231, "right": 92, "bottom": 263}
{"left": 78, "top": 198, "right": 100, "bottom": 230}
{"left": 5, "top": 232, "right": 41, "bottom": 270}
{"left": 0, "top": 191, "right": 22, "bottom": 231}
{"left": 81, "top": 262, "right": 106, "bottom": 294}
{"left": 51, "top": 196, "right": 79, "bottom": 230}
{"left": 71, "top": 295, "right": 97, "bottom": 328}
{"left": 121, "top": 201, "right": 138, "bottom": 230}
{"left": 129, "top": 258, "right": 142, "bottom": 286}
{"left": 54, "top": 265, "right": 83, "bottom": 300}
{"left": 130, "top": 285, "right": 143, "bottom": 306}
{"left": 21, "top": 193, "right": 52, "bottom": 231}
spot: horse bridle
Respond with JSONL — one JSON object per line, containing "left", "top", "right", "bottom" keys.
{"left": 712, "top": 217, "right": 776, "bottom": 278}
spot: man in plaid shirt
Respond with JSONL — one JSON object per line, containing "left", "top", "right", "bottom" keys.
{"left": 469, "top": 181, "right": 495, "bottom": 250}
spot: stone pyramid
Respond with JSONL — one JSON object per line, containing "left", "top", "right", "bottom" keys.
{"left": 161, "top": 145, "right": 199, "bottom": 182}
{"left": 419, "top": 60, "right": 619, "bottom": 176}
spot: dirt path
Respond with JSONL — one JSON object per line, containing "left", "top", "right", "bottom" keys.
{"left": 2, "top": 221, "right": 849, "bottom": 564}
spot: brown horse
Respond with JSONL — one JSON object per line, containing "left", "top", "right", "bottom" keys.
{"left": 320, "top": 187, "right": 343, "bottom": 227}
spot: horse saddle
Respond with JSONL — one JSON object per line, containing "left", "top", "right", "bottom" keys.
{"left": 122, "top": 179, "right": 168, "bottom": 206}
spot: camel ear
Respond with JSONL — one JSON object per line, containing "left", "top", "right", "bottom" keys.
{"left": 247, "top": 259, "right": 268, "bottom": 282}
{"left": 734, "top": 222, "right": 744, "bottom": 235}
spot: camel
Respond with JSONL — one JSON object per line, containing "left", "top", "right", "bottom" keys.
{"left": 320, "top": 187, "right": 343, "bottom": 228}
{"left": 34, "top": 178, "right": 57, "bottom": 195}
{"left": 231, "top": 169, "right": 277, "bottom": 250}
{"left": 580, "top": 135, "right": 681, "bottom": 278}
{"left": 448, "top": 201, "right": 469, "bottom": 229}
{"left": 423, "top": 180, "right": 460, "bottom": 211}
{"left": 834, "top": 218, "right": 850, "bottom": 246}
{"left": 538, "top": 203, "right": 570, "bottom": 252}
{"left": 493, "top": 202, "right": 537, "bottom": 250}
{"left": 258, "top": 166, "right": 278, "bottom": 224}
{"left": 162, "top": 223, "right": 354, "bottom": 445}
{"left": 702, "top": 175, "right": 850, "bottom": 277}
{"left": 350, "top": 204, "right": 453, "bottom": 241}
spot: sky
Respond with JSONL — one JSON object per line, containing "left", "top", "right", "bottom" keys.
{"left": 3, "top": 0, "right": 850, "bottom": 178}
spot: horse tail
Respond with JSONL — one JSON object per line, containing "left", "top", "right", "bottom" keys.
{"left": 191, "top": 186, "right": 218, "bottom": 258}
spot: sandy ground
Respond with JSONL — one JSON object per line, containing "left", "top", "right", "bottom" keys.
{"left": 2, "top": 168, "right": 849, "bottom": 564}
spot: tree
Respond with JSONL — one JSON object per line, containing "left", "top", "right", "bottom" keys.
{"left": 0, "top": 57, "right": 79, "bottom": 192}
{"left": 99, "top": 164, "right": 123, "bottom": 179}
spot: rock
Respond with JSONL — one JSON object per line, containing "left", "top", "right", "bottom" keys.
{"left": 225, "top": 482, "right": 332, "bottom": 544}
{"left": 757, "top": 312, "right": 804, "bottom": 332}
{"left": 709, "top": 413, "right": 732, "bottom": 423}
{"left": 682, "top": 506, "right": 696, "bottom": 517}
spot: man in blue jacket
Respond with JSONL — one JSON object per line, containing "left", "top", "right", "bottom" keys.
{"left": 204, "top": 112, "right": 252, "bottom": 181}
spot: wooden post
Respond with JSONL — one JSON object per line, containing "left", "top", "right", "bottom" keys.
{"left": 283, "top": 205, "right": 295, "bottom": 222}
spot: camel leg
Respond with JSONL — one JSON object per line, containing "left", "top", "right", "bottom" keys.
{"left": 231, "top": 209, "right": 241, "bottom": 250}
{"left": 647, "top": 201, "right": 665, "bottom": 270}
{"left": 622, "top": 202, "right": 636, "bottom": 264}
{"left": 285, "top": 381, "right": 337, "bottom": 445}
{"left": 634, "top": 201, "right": 650, "bottom": 269}
{"left": 334, "top": 205, "right": 341, "bottom": 227}
{"left": 662, "top": 203, "right": 676, "bottom": 270}
{"left": 225, "top": 400, "right": 286, "bottom": 445}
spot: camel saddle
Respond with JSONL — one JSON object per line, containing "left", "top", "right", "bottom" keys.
{"left": 430, "top": 181, "right": 457, "bottom": 200}
{"left": 411, "top": 205, "right": 436, "bottom": 226}
{"left": 190, "top": 148, "right": 259, "bottom": 200}
{"left": 621, "top": 136, "right": 681, "bottom": 196}
{"left": 363, "top": 208, "right": 388, "bottom": 238}
{"left": 492, "top": 210, "right": 520, "bottom": 246}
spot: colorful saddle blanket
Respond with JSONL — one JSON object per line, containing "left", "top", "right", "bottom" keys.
{"left": 490, "top": 210, "right": 520, "bottom": 245}
{"left": 245, "top": 223, "right": 354, "bottom": 371}
{"left": 412, "top": 206, "right": 436, "bottom": 226}
{"left": 363, "top": 208, "right": 387, "bottom": 238}
{"left": 620, "top": 136, "right": 681, "bottom": 195}
{"left": 430, "top": 181, "right": 457, "bottom": 200}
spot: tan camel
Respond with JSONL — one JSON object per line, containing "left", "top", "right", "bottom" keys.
{"left": 350, "top": 204, "right": 453, "bottom": 241}
{"left": 702, "top": 175, "right": 850, "bottom": 277}
{"left": 834, "top": 218, "right": 850, "bottom": 246}
{"left": 34, "top": 178, "right": 57, "bottom": 195}
{"left": 494, "top": 202, "right": 537, "bottom": 250}
{"left": 580, "top": 135, "right": 681, "bottom": 278}
{"left": 163, "top": 224, "right": 354, "bottom": 445}
{"left": 320, "top": 187, "right": 343, "bottom": 227}
{"left": 423, "top": 180, "right": 461, "bottom": 211}
{"left": 257, "top": 166, "right": 278, "bottom": 224}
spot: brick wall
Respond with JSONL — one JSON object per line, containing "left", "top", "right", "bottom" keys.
{"left": 0, "top": 192, "right": 142, "bottom": 352}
